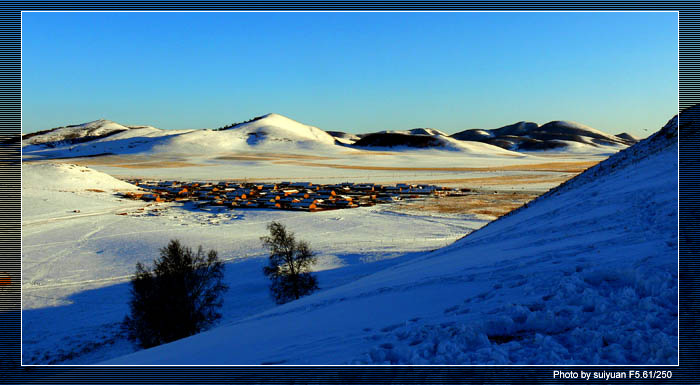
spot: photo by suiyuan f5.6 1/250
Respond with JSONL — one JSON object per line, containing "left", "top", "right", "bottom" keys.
{"left": 21, "top": 11, "right": 678, "bottom": 365}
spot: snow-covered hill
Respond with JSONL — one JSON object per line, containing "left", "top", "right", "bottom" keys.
{"left": 103, "top": 115, "right": 677, "bottom": 365}
{"left": 22, "top": 163, "right": 139, "bottom": 224}
{"left": 23, "top": 162, "right": 137, "bottom": 192}
{"left": 147, "top": 113, "right": 339, "bottom": 154}
{"left": 227, "top": 113, "right": 337, "bottom": 144}
{"left": 351, "top": 132, "right": 525, "bottom": 156}
{"left": 377, "top": 128, "right": 449, "bottom": 137}
{"left": 22, "top": 119, "right": 194, "bottom": 158}
{"left": 451, "top": 120, "right": 636, "bottom": 152}
{"left": 326, "top": 131, "right": 360, "bottom": 145}
{"left": 22, "top": 119, "right": 131, "bottom": 146}
{"left": 23, "top": 114, "right": 633, "bottom": 160}
{"left": 22, "top": 114, "right": 346, "bottom": 158}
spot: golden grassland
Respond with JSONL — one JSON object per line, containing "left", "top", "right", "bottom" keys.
{"left": 395, "top": 192, "right": 540, "bottom": 217}
{"left": 46, "top": 152, "right": 598, "bottom": 174}
{"left": 267, "top": 160, "right": 598, "bottom": 173}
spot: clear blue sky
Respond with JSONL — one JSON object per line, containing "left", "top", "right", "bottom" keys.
{"left": 22, "top": 12, "right": 678, "bottom": 137}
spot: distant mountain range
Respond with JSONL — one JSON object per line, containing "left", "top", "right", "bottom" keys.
{"left": 449, "top": 121, "right": 637, "bottom": 151}
{"left": 22, "top": 113, "right": 636, "bottom": 158}
{"left": 329, "top": 121, "right": 637, "bottom": 151}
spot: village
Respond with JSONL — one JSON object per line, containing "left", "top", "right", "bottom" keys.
{"left": 120, "top": 179, "right": 469, "bottom": 212}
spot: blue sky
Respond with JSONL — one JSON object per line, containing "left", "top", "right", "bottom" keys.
{"left": 22, "top": 12, "right": 677, "bottom": 137}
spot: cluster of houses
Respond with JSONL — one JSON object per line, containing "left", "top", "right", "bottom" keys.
{"left": 120, "top": 180, "right": 465, "bottom": 212}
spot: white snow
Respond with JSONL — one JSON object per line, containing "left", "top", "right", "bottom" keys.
{"left": 236, "top": 113, "right": 338, "bottom": 144}
{"left": 148, "top": 113, "right": 339, "bottom": 155}
{"left": 22, "top": 119, "right": 130, "bottom": 146}
{"left": 23, "top": 114, "right": 625, "bottom": 161}
{"left": 436, "top": 136, "right": 526, "bottom": 156}
{"left": 21, "top": 113, "right": 673, "bottom": 366}
{"left": 21, "top": 165, "right": 487, "bottom": 364}
{"left": 520, "top": 140, "right": 629, "bottom": 156}
{"left": 544, "top": 120, "right": 619, "bottom": 139}
{"left": 23, "top": 162, "right": 137, "bottom": 192}
{"left": 379, "top": 128, "right": 449, "bottom": 137}
{"left": 96, "top": 118, "right": 677, "bottom": 365}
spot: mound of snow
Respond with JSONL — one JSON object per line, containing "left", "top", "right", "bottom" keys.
{"left": 23, "top": 119, "right": 130, "bottom": 146}
{"left": 22, "top": 162, "right": 137, "bottom": 191}
{"left": 148, "top": 113, "right": 339, "bottom": 154}
{"left": 352, "top": 132, "right": 524, "bottom": 156}
{"left": 538, "top": 120, "right": 613, "bottom": 137}
{"left": 439, "top": 135, "right": 525, "bottom": 156}
{"left": 326, "top": 131, "right": 360, "bottom": 145}
{"left": 616, "top": 132, "right": 638, "bottom": 143}
{"left": 379, "top": 128, "right": 448, "bottom": 137}
{"left": 21, "top": 118, "right": 201, "bottom": 159}
{"left": 226, "top": 113, "right": 336, "bottom": 145}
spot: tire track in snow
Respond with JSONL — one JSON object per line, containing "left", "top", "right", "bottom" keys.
{"left": 23, "top": 201, "right": 148, "bottom": 227}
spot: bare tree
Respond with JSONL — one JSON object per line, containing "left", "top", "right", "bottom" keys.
{"left": 123, "top": 239, "right": 228, "bottom": 348}
{"left": 261, "top": 222, "right": 319, "bottom": 304}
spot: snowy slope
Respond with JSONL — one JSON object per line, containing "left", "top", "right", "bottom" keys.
{"left": 451, "top": 120, "right": 635, "bottom": 152}
{"left": 146, "top": 113, "right": 339, "bottom": 155}
{"left": 229, "top": 113, "right": 337, "bottom": 144}
{"left": 22, "top": 120, "right": 194, "bottom": 158}
{"left": 378, "top": 128, "right": 449, "bottom": 137}
{"left": 22, "top": 119, "right": 130, "bottom": 146}
{"left": 326, "top": 131, "right": 360, "bottom": 145}
{"left": 23, "top": 163, "right": 137, "bottom": 192}
{"left": 23, "top": 114, "right": 346, "bottom": 158}
{"left": 24, "top": 114, "right": 631, "bottom": 161}
{"left": 104, "top": 116, "right": 677, "bottom": 365}
{"left": 22, "top": 163, "right": 139, "bottom": 223}
{"left": 352, "top": 132, "right": 525, "bottom": 157}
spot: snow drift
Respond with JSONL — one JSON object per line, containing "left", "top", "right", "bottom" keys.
{"left": 22, "top": 163, "right": 139, "bottom": 225}
{"left": 23, "top": 162, "right": 137, "bottom": 192}
{"left": 103, "top": 114, "right": 677, "bottom": 365}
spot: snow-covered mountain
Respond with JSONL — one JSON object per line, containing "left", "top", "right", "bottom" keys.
{"left": 376, "top": 128, "right": 449, "bottom": 137}
{"left": 103, "top": 113, "right": 677, "bottom": 365}
{"left": 22, "top": 119, "right": 133, "bottom": 147}
{"left": 218, "top": 113, "right": 336, "bottom": 145}
{"left": 451, "top": 120, "right": 636, "bottom": 151}
{"left": 22, "top": 120, "right": 194, "bottom": 158}
{"left": 615, "top": 132, "right": 638, "bottom": 142}
{"left": 148, "top": 113, "right": 338, "bottom": 154}
{"left": 326, "top": 130, "right": 361, "bottom": 145}
{"left": 351, "top": 132, "right": 525, "bottom": 156}
{"left": 23, "top": 114, "right": 633, "bottom": 159}
{"left": 22, "top": 114, "right": 344, "bottom": 158}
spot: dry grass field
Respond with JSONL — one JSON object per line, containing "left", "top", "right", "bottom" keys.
{"left": 264, "top": 160, "right": 598, "bottom": 173}
{"left": 395, "top": 192, "right": 539, "bottom": 218}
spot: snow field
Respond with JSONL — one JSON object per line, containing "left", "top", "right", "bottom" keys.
{"left": 21, "top": 114, "right": 673, "bottom": 365}
{"left": 22, "top": 185, "right": 483, "bottom": 364}
{"left": 101, "top": 119, "right": 677, "bottom": 365}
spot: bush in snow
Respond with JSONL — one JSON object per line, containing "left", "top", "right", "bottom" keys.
{"left": 261, "top": 221, "right": 319, "bottom": 304}
{"left": 123, "top": 240, "right": 228, "bottom": 348}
